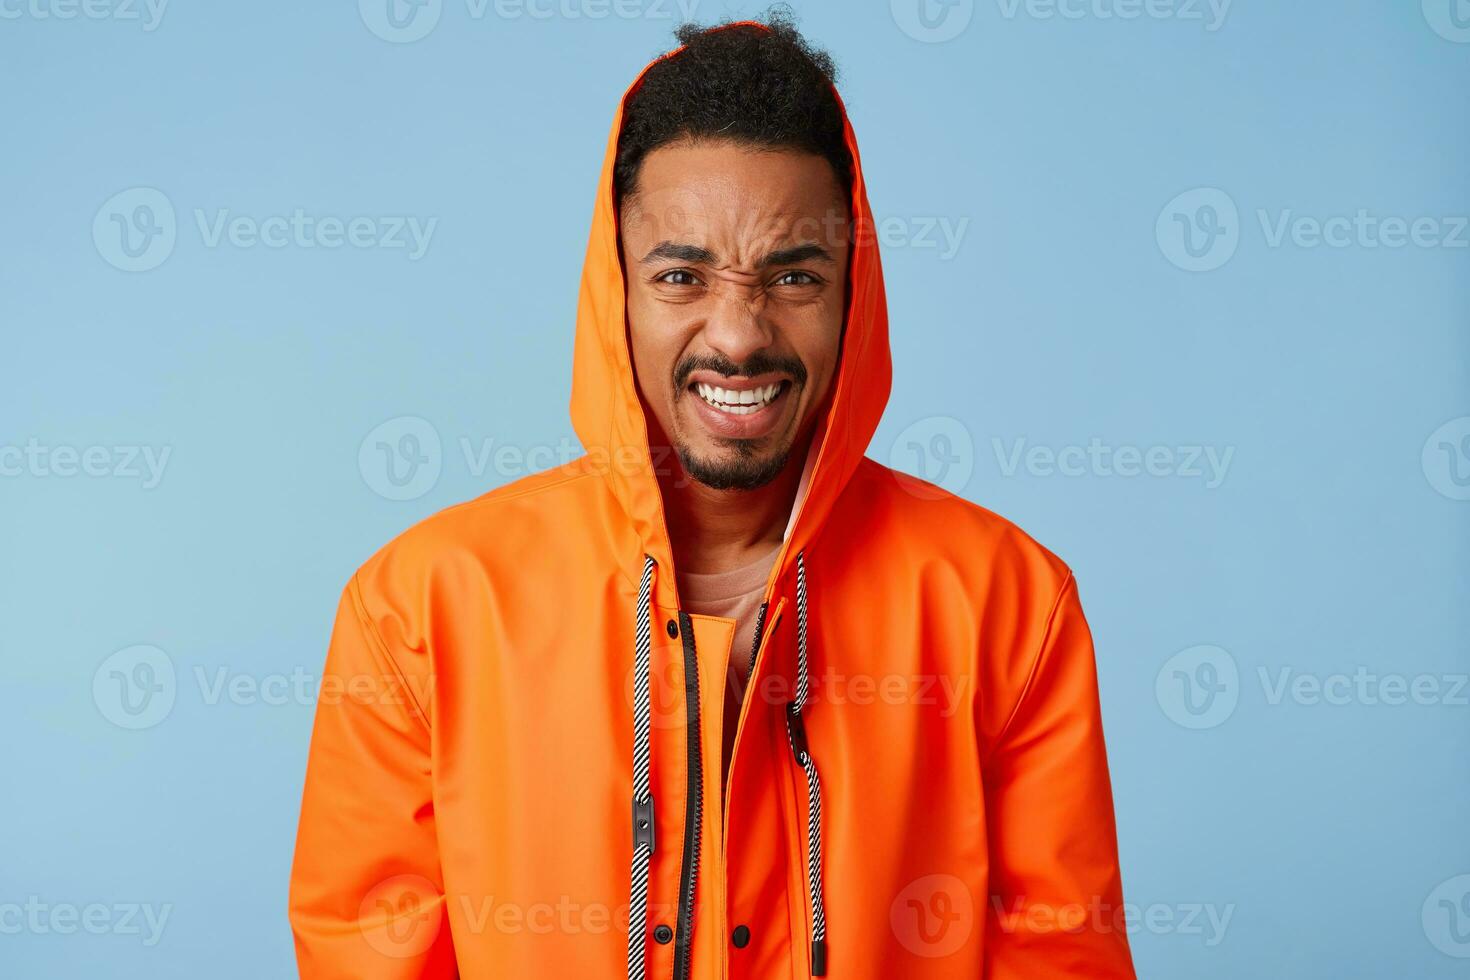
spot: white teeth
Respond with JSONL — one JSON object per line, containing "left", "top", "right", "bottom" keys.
{"left": 694, "top": 381, "right": 782, "bottom": 415}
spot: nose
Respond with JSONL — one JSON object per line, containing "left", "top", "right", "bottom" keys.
{"left": 701, "top": 291, "right": 774, "bottom": 368}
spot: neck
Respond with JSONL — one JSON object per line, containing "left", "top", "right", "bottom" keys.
{"left": 659, "top": 443, "right": 808, "bottom": 576}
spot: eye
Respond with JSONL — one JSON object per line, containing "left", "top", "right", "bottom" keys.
{"left": 773, "top": 270, "right": 822, "bottom": 287}
{"left": 655, "top": 269, "right": 702, "bottom": 286}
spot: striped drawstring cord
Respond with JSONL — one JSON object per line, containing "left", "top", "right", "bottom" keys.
{"left": 785, "top": 551, "right": 829, "bottom": 976}
{"left": 627, "top": 555, "right": 656, "bottom": 980}
{"left": 626, "top": 550, "right": 828, "bottom": 978}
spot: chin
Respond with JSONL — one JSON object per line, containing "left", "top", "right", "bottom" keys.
{"left": 675, "top": 441, "right": 792, "bottom": 492}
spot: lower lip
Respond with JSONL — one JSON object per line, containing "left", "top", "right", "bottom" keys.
{"left": 686, "top": 383, "right": 790, "bottom": 439}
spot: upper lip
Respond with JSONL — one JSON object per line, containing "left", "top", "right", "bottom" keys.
{"left": 684, "top": 370, "right": 789, "bottom": 391}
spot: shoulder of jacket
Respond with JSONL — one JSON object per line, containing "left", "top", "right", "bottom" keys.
{"left": 351, "top": 457, "right": 603, "bottom": 596}
{"left": 847, "top": 456, "right": 1074, "bottom": 589}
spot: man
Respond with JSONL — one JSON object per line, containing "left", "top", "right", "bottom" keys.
{"left": 290, "top": 14, "right": 1135, "bottom": 979}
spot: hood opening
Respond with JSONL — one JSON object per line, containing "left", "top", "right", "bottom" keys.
{"left": 569, "top": 22, "right": 892, "bottom": 607}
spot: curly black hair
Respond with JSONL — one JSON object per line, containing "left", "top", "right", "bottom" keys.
{"left": 614, "top": 7, "right": 852, "bottom": 207}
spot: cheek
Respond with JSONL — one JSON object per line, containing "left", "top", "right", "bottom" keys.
{"left": 786, "top": 306, "right": 844, "bottom": 393}
{"left": 626, "top": 291, "right": 689, "bottom": 397}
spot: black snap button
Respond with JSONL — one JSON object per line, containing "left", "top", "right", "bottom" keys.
{"left": 654, "top": 924, "right": 673, "bottom": 944}
{"left": 731, "top": 924, "right": 751, "bottom": 948}
{"left": 666, "top": 619, "right": 679, "bottom": 639}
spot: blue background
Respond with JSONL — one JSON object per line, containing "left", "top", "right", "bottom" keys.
{"left": 3, "top": 1, "right": 1468, "bottom": 976}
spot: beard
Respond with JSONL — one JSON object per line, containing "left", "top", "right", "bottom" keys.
{"left": 675, "top": 437, "right": 793, "bottom": 491}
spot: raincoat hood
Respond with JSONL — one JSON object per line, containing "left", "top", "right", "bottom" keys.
{"left": 290, "top": 28, "right": 1134, "bottom": 980}
{"left": 570, "top": 24, "right": 892, "bottom": 608}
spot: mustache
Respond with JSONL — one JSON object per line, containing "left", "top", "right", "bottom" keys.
{"left": 673, "top": 351, "right": 808, "bottom": 390}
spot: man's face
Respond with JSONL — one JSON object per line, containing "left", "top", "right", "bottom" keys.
{"left": 620, "top": 140, "right": 850, "bottom": 491}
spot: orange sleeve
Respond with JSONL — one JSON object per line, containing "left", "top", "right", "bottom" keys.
{"left": 981, "top": 575, "right": 1136, "bottom": 978}
{"left": 288, "top": 575, "right": 458, "bottom": 978}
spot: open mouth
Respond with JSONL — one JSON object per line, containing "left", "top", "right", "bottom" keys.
{"left": 693, "top": 381, "right": 784, "bottom": 416}
{"left": 683, "top": 376, "right": 794, "bottom": 440}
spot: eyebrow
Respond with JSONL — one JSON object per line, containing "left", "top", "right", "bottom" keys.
{"left": 638, "top": 241, "right": 836, "bottom": 267}
{"left": 640, "top": 241, "right": 717, "bottom": 265}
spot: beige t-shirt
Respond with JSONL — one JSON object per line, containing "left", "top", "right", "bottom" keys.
{"left": 678, "top": 545, "right": 781, "bottom": 780}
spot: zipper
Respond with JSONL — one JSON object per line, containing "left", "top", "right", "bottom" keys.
{"left": 722, "top": 599, "right": 772, "bottom": 812}
{"left": 721, "top": 600, "right": 786, "bottom": 809}
{"left": 745, "top": 601, "right": 769, "bottom": 682}
{"left": 673, "top": 611, "right": 703, "bottom": 980}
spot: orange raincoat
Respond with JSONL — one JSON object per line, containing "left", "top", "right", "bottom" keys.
{"left": 289, "top": 32, "right": 1136, "bottom": 980}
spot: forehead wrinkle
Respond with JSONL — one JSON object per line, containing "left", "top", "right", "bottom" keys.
{"left": 632, "top": 201, "right": 845, "bottom": 274}
{"left": 720, "top": 224, "right": 832, "bottom": 272}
